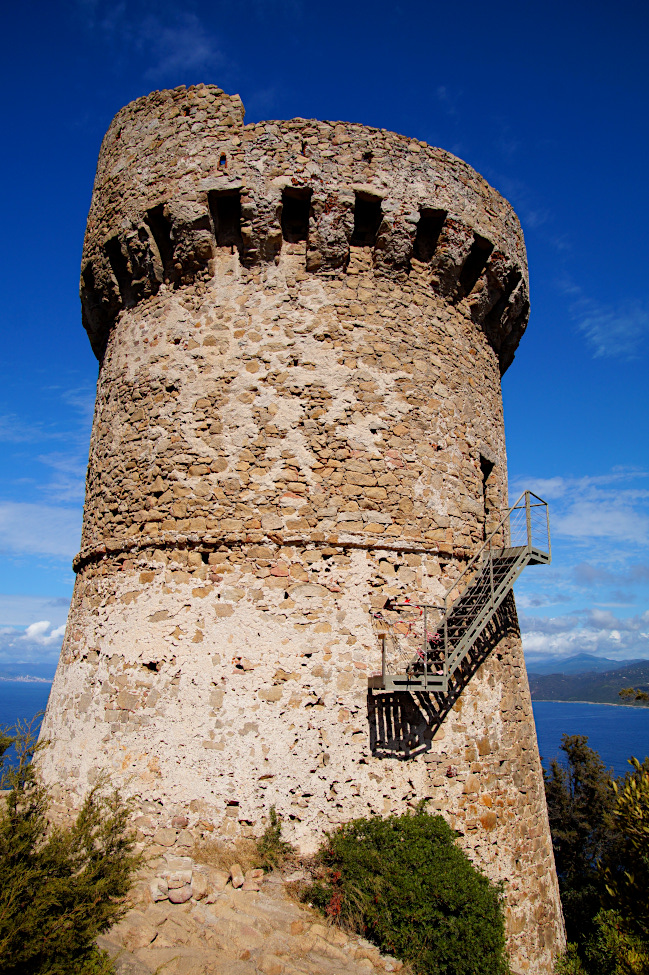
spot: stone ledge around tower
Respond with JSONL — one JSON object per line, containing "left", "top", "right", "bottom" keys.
{"left": 80, "top": 84, "right": 529, "bottom": 373}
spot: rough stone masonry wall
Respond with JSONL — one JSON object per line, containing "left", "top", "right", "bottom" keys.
{"left": 39, "top": 85, "right": 564, "bottom": 973}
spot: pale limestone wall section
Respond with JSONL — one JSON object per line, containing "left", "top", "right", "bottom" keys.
{"left": 40, "top": 84, "right": 564, "bottom": 973}
{"left": 43, "top": 560, "right": 560, "bottom": 974}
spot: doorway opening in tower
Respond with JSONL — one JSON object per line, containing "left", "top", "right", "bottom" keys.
{"left": 281, "top": 187, "right": 312, "bottom": 243}
{"left": 208, "top": 189, "right": 243, "bottom": 251}
{"left": 480, "top": 454, "right": 495, "bottom": 542}
{"left": 350, "top": 192, "right": 382, "bottom": 247}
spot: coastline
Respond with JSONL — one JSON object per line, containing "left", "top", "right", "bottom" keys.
{"left": 0, "top": 677, "right": 52, "bottom": 684}
{"left": 532, "top": 699, "right": 649, "bottom": 709}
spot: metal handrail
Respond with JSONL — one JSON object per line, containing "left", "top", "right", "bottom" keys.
{"left": 446, "top": 490, "right": 550, "bottom": 613}
{"left": 371, "top": 491, "right": 550, "bottom": 692}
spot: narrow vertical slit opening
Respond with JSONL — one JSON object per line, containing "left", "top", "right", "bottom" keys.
{"left": 413, "top": 208, "right": 447, "bottom": 262}
{"left": 480, "top": 454, "right": 495, "bottom": 542}
{"left": 350, "top": 193, "right": 382, "bottom": 247}
{"left": 281, "top": 188, "right": 312, "bottom": 243}
{"left": 458, "top": 234, "right": 494, "bottom": 298}
{"left": 145, "top": 205, "right": 175, "bottom": 282}
{"left": 208, "top": 189, "right": 243, "bottom": 250}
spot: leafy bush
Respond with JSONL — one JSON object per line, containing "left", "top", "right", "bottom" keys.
{"left": 546, "top": 740, "right": 649, "bottom": 975}
{"left": 601, "top": 758, "right": 649, "bottom": 941}
{"left": 0, "top": 722, "right": 140, "bottom": 975}
{"left": 544, "top": 734, "right": 617, "bottom": 944}
{"left": 256, "top": 806, "right": 294, "bottom": 871}
{"left": 583, "top": 910, "right": 649, "bottom": 975}
{"left": 304, "top": 806, "right": 509, "bottom": 975}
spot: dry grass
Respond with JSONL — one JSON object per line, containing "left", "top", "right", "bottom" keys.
{"left": 192, "top": 835, "right": 261, "bottom": 873}
{"left": 193, "top": 807, "right": 299, "bottom": 876}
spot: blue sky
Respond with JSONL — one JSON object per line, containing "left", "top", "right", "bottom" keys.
{"left": 0, "top": 0, "right": 647, "bottom": 677}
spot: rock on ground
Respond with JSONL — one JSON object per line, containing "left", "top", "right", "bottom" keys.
{"left": 98, "top": 852, "right": 402, "bottom": 975}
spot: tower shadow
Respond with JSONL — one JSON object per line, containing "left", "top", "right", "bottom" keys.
{"left": 367, "top": 591, "right": 519, "bottom": 760}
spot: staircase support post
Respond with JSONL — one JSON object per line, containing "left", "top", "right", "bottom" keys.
{"left": 423, "top": 605, "right": 428, "bottom": 688}
{"left": 489, "top": 541, "right": 494, "bottom": 609}
{"left": 526, "top": 490, "right": 533, "bottom": 551}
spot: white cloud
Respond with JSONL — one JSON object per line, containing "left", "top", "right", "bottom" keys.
{"left": 0, "top": 502, "right": 82, "bottom": 559}
{"left": 61, "top": 387, "right": 95, "bottom": 425}
{"left": 510, "top": 470, "right": 649, "bottom": 548}
{"left": 559, "top": 279, "right": 649, "bottom": 359}
{"left": 511, "top": 476, "right": 569, "bottom": 501}
{"left": 521, "top": 607, "right": 649, "bottom": 663}
{"left": 490, "top": 174, "right": 551, "bottom": 231}
{"left": 22, "top": 621, "right": 66, "bottom": 645}
{"left": 0, "top": 619, "right": 67, "bottom": 678}
{"left": 556, "top": 501, "right": 649, "bottom": 545}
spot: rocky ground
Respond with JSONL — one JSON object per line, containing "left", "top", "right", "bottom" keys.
{"left": 99, "top": 838, "right": 404, "bottom": 975}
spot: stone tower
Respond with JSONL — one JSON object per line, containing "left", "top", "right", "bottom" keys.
{"left": 40, "top": 85, "right": 564, "bottom": 972}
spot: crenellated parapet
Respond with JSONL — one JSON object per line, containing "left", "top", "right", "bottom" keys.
{"left": 81, "top": 84, "right": 528, "bottom": 372}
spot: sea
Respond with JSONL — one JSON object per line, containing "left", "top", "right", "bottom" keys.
{"left": 0, "top": 682, "right": 648, "bottom": 779}
{"left": 532, "top": 700, "right": 649, "bottom": 778}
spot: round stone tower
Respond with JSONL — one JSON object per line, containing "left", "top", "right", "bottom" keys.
{"left": 40, "top": 85, "right": 564, "bottom": 972}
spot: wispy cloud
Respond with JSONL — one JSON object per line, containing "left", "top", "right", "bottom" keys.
{"left": 512, "top": 468, "right": 649, "bottom": 650}
{"left": 139, "top": 13, "right": 224, "bottom": 82}
{"left": 511, "top": 470, "right": 649, "bottom": 546}
{"left": 36, "top": 452, "right": 87, "bottom": 503}
{"left": 75, "top": 2, "right": 225, "bottom": 83}
{"left": 435, "top": 85, "right": 462, "bottom": 120}
{"left": 0, "top": 414, "right": 44, "bottom": 443}
{"left": 556, "top": 501, "right": 649, "bottom": 546}
{"left": 521, "top": 607, "right": 649, "bottom": 664}
{"left": 559, "top": 278, "right": 649, "bottom": 359}
{"left": 492, "top": 174, "right": 551, "bottom": 230}
{"left": 61, "top": 387, "right": 95, "bottom": 426}
{"left": 574, "top": 562, "right": 649, "bottom": 588}
{"left": 0, "top": 595, "right": 69, "bottom": 629}
{"left": 577, "top": 299, "right": 649, "bottom": 359}
{"left": 0, "top": 502, "right": 82, "bottom": 559}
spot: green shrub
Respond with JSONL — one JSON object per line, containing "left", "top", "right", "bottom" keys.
{"left": 303, "top": 806, "right": 510, "bottom": 975}
{"left": 0, "top": 722, "right": 140, "bottom": 975}
{"left": 256, "top": 806, "right": 294, "bottom": 871}
{"left": 583, "top": 910, "right": 649, "bottom": 975}
{"left": 543, "top": 734, "right": 616, "bottom": 945}
{"left": 546, "top": 743, "right": 649, "bottom": 975}
{"left": 601, "top": 758, "right": 649, "bottom": 941}
{"left": 555, "top": 943, "right": 587, "bottom": 975}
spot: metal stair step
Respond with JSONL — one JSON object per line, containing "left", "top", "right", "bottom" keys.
{"left": 371, "top": 491, "right": 551, "bottom": 693}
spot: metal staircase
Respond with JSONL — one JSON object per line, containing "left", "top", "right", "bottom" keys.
{"left": 368, "top": 491, "right": 550, "bottom": 694}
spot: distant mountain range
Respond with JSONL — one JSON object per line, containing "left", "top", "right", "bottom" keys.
{"left": 526, "top": 653, "right": 647, "bottom": 676}
{"left": 528, "top": 657, "right": 649, "bottom": 705}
